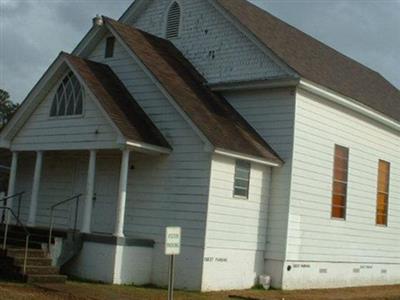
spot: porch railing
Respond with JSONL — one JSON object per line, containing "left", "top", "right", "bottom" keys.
{"left": 1, "top": 192, "right": 25, "bottom": 224}
{"left": 0, "top": 206, "right": 30, "bottom": 274}
{"left": 48, "top": 194, "right": 82, "bottom": 251}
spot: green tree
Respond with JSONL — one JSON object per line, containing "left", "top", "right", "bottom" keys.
{"left": 0, "top": 89, "right": 18, "bottom": 129}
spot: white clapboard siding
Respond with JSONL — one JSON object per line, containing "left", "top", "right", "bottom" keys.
{"left": 88, "top": 36, "right": 211, "bottom": 248}
{"left": 223, "top": 89, "right": 296, "bottom": 260}
{"left": 15, "top": 154, "right": 78, "bottom": 228}
{"left": 35, "top": 155, "right": 77, "bottom": 228}
{"left": 205, "top": 154, "right": 271, "bottom": 250}
{"left": 287, "top": 89, "right": 400, "bottom": 263}
{"left": 132, "top": 0, "right": 288, "bottom": 84}
{"left": 11, "top": 86, "right": 120, "bottom": 151}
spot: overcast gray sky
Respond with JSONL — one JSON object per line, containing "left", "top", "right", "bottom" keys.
{"left": 1, "top": 0, "right": 399, "bottom": 103}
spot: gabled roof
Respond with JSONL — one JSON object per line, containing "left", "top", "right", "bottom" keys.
{"left": 216, "top": 0, "right": 400, "bottom": 123}
{"left": 1, "top": 52, "right": 170, "bottom": 151}
{"left": 104, "top": 17, "right": 283, "bottom": 164}
{"left": 63, "top": 53, "right": 170, "bottom": 149}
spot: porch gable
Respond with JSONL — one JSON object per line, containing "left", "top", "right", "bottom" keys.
{"left": 11, "top": 76, "right": 120, "bottom": 152}
{"left": 1, "top": 54, "right": 171, "bottom": 153}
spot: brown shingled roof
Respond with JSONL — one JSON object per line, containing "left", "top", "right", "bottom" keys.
{"left": 63, "top": 53, "right": 170, "bottom": 149}
{"left": 216, "top": 0, "right": 400, "bottom": 122}
{"left": 105, "top": 17, "right": 282, "bottom": 164}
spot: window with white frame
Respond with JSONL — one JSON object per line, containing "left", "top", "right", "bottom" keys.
{"left": 166, "top": 1, "right": 181, "bottom": 39}
{"left": 331, "top": 145, "right": 349, "bottom": 219}
{"left": 233, "top": 160, "right": 251, "bottom": 198}
{"left": 50, "top": 72, "right": 83, "bottom": 117}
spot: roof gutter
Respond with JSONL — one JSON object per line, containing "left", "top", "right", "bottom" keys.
{"left": 299, "top": 79, "right": 400, "bottom": 132}
{"left": 214, "top": 148, "right": 282, "bottom": 167}
{"left": 125, "top": 140, "right": 172, "bottom": 154}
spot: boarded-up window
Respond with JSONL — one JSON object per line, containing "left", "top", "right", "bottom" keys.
{"left": 331, "top": 145, "right": 349, "bottom": 219}
{"left": 234, "top": 160, "right": 250, "bottom": 198}
{"left": 166, "top": 2, "right": 181, "bottom": 39}
{"left": 376, "top": 160, "right": 390, "bottom": 226}
{"left": 105, "top": 36, "right": 115, "bottom": 58}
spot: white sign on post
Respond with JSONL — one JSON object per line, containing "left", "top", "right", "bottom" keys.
{"left": 165, "top": 227, "right": 181, "bottom": 300}
{"left": 165, "top": 227, "right": 181, "bottom": 255}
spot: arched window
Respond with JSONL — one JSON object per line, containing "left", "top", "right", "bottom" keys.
{"left": 50, "top": 72, "right": 83, "bottom": 117}
{"left": 166, "top": 1, "right": 181, "bottom": 39}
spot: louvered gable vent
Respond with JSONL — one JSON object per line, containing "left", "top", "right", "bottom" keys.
{"left": 166, "top": 2, "right": 181, "bottom": 39}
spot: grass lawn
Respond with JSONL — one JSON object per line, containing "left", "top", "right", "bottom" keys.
{"left": 0, "top": 280, "right": 399, "bottom": 300}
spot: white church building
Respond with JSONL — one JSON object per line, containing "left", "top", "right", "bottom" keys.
{"left": 0, "top": 0, "right": 399, "bottom": 291}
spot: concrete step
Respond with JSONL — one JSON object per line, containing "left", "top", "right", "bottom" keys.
{"left": 26, "top": 274, "right": 67, "bottom": 284}
{"left": 0, "top": 237, "right": 67, "bottom": 285}
{"left": 23, "top": 266, "right": 60, "bottom": 275}
{"left": 0, "top": 225, "right": 68, "bottom": 285}
{"left": 0, "top": 263, "right": 58, "bottom": 276}
{"left": 14, "top": 257, "right": 52, "bottom": 267}
{"left": 6, "top": 248, "right": 48, "bottom": 258}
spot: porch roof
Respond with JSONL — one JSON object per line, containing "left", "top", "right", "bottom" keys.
{"left": 105, "top": 17, "right": 283, "bottom": 165}
{"left": 63, "top": 53, "right": 171, "bottom": 150}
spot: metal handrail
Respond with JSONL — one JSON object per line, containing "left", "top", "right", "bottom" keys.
{"left": 0, "top": 206, "right": 30, "bottom": 274}
{"left": 48, "top": 194, "right": 82, "bottom": 251}
{"left": 1, "top": 192, "right": 25, "bottom": 224}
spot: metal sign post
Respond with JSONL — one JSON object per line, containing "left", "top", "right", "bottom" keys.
{"left": 165, "top": 227, "right": 181, "bottom": 300}
{"left": 168, "top": 255, "right": 175, "bottom": 300}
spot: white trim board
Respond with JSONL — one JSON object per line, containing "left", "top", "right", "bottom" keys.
{"left": 299, "top": 79, "right": 400, "bottom": 133}
{"left": 214, "top": 148, "right": 282, "bottom": 167}
{"left": 125, "top": 140, "right": 172, "bottom": 155}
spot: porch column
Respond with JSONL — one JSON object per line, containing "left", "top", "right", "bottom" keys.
{"left": 6, "top": 151, "right": 18, "bottom": 208}
{"left": 113, "top": 149, "right": 131, "bottom": 238}
{"left": 81, "top": 150, "right": 97, "bottom": 234}
{"left": 5, "top": 152, "right": 18, "bottom": 223}
{"left": 27, "top": 151, "right": 43, "bottom": 227}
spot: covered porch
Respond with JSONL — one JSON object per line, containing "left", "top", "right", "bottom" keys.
{"left": 9, "top": 148, "right": 138, "bottom": 237}
{"left": 4, "top": 147, "right": 164, "bottom": 284}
